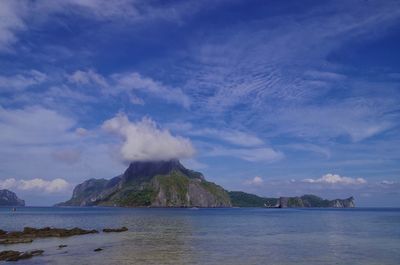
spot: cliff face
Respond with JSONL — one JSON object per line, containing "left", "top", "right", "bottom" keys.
{"left": 0, "top": 190, "right": 25, "bottom": 206}
{"left": 59, "top": 160, "right": 231, "bottom": 208}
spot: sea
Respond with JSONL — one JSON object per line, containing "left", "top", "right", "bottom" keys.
{"left": 0, "top": 207, "right": 399, "bottom": 265}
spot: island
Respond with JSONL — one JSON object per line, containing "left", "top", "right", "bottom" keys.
{"left": 58, "top": 160, "right": 231, "bottom": 207}
{"left": 57, "top": 160, "right": 355, "bottom": 208}
{"left": 229, "top": 191, "right": 355, "bottom": 208}
{"left": 0, "top": 189, "right": 25, "bottom": 207}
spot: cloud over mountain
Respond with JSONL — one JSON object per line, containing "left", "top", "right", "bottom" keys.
{"left": 102, "top": 113, "right": 195, "bottom": 162}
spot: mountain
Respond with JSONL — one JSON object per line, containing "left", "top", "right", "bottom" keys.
{"left": 58, "top": 160, "right": 231, "bottom": 207}
{"left": 0, "top": 190, "right": 25, "bottom": 206}
{"left": 229, "top": 191, "right": 355, "bottom": 208}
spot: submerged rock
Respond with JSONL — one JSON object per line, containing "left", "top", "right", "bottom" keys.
{"left": 0, "top": 249, "right": 44, "bottom": 262}
{"left": 102, "top": 227, "right": 128, "bottom": 233}
{"left": 0, "top": 238, "right": 33, "bottom": 244}
{"left": 0, "top": 227, "right": 98, "bottom": 245}
{"left": 0, "top": 250, "right": 21, "bottom": 261}
{"left": 58, "top": 244, "right": 68, "bottom": 249}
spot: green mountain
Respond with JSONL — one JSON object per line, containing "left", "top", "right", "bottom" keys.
{"left": 58, "top": 160, "right": 231, "bottom": 207}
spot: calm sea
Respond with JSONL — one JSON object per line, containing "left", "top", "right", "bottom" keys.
{"left": 0, "top": 207, "right": 399, "bottom": 265}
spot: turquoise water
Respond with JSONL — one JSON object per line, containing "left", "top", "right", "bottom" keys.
{"left": 0, "top": 207, "right": 399, "bottom": 265}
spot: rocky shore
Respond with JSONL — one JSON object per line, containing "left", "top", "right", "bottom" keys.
{"left": 0, "top": 226, "right": 128, "bottom": 262}
{"left": 0, "top": 227, "right": 98, "bottom": 245}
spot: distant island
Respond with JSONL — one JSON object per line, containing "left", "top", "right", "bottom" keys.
{"left": 0, "top": 189, "right": 25, "bottom": 206}
{"left": 229, "top": 191, "right": 355, "bottom": 208}
{"left": 57, "top": 160, "right": 355, "bottom": 208}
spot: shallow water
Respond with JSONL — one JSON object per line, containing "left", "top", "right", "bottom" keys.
{"left": 0, "top": 207, "right": 399, "bottom": 265}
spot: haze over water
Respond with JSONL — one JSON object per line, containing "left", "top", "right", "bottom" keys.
{"left": 1, "top": 207, "right": 399, "bottom": 265}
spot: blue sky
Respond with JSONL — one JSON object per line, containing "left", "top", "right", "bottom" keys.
{"left": 0, "top": 0, "right": 399, "bottom": 206}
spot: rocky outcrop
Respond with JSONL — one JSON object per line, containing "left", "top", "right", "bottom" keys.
{"left": 0, "top": 189, "right": 25, "bottom": 206}
{"left": 58, "top": 160, "right": 231, "bottom": 208}
{"left": 103, "top": 227, "right": 128, "bottom": 233}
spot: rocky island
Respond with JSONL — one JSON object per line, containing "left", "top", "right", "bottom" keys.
{"left": 58, "top": 160, "right": 231, "bottom": 207}
{"left": 0, "top": 189, "right": 25, "bottom": 206}
{"left": 58, "top": 160, "right": 355, "bottom": 208}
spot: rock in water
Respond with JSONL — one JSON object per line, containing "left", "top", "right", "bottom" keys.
{"left": 58, "top": 160, "right": 231, "bottom": 208}
{"left": 0, "top": 250, "right": 44, "bottom": 261}
{"left": 0, "top": 227, "right": 98, "bottom": 245}
{"left": 103, "top": 227, "right": 128, "bottom": 233}
{"left": 0, "top": 189, "right": 25, "bottom": 206}
{"left": 0, "top": 250, "right": 22, "bottom": 261}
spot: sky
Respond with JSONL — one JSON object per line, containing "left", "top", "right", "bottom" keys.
{"left": 0, "top": 0, "right": 399, "bottom": 206}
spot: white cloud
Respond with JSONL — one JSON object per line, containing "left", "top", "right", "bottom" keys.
{"left": 0, "top": 0, "right": 205, "bottom": 52}
{"left": 112, "top": 72, "right": 191, "bottom": 108}
{"left": 75, "top": 127, "right": 89, "bottom": 136}
{"left": 209, "top": 146, "right": 283, "bottom": 162}
{"left": 68, "top": 70, "right": 191, "bottom": 108}
{"left": 0, "top": 105, "right": 76, "bottom": 145}
{"left": 167, "top": 122, "right": 264, "bottom": 147}
{"left": 51, "top": 149, "right": 81, "bottom": 165}
{"left": 181, "top": 159, "right": 208, "bottom": 170}
{"left": 68, "top": 69, "right": 108, "bottom": 88}
{"left": 303, "top": 173, "right": 367, "bottom": 185}
{"left": 245, "top": 176, "right": 264, "bottom": 186}
{"left": 381, "top": 180, "right": 396, "bottom": 185}
{"left": 0, "top": 70, "right": 47, "bottom": 92}
{"left": 0, "top": 178, "right": 17, "bottom": 189}
{"left": 273, "top": 101, "right": 394, "bottom": 142}
{"left": 304, "top": 70, "right": 346, "bottom": 81}
{"left": 0, "top": 178, "right": 70, "bottom": 193}
{"left": 194, "top": 128, "right": 264, "bottom": 147}
{"left": 102, "top": 113, "right": 195, "bottom": 162}
{"left": 285, "top": 143, "right": 331, "bottom": 158}
{"left": 0, "top": 1, "right": 27, "bottom": 52}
